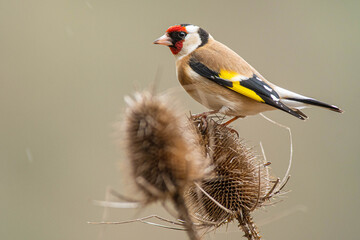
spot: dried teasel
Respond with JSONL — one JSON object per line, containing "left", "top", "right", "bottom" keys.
{"left": 186, "top": 116, "right": 286, "bottom": 240}
{"left": 123, "top": 91, "right": 209, "bottom": 240}
{"left": 116, "top": 91, "right": 288, "bottom": 240}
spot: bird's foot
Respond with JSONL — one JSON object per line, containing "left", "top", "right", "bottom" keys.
{"left": 191, "top": 110, "right": 218, "bottom": 134}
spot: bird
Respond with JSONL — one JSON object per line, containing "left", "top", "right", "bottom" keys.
{"left": 153, "top": 24, "right": 343, "bottom": 124}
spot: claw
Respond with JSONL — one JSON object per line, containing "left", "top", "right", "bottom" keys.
{"left": 228, "top": 128, "right": 239, "bottom": 138}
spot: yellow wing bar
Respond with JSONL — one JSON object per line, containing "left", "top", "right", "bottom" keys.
{"left": 219, "top": 70, "right": 265, "bottom": 103}
{"left": 230, "top": 81, "right": 265, "bottom": 103}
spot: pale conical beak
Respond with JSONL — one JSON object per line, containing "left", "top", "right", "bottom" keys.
{"left": 153, "top": 34, "right": 173, "bottom": 46}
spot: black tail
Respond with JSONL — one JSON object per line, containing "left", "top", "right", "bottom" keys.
{"left": 285, "top": 98, "right": 343, "bottom": 113}
{"left": 261, "top": 95, "right": 307, "bottom": 120}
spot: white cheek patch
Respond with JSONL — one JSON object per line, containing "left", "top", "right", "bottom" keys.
{"left": 185, "top": 25, "right": 199, "bottom": 33}
{"left": 175, "top": 33, "right": 202, "bottom": 60}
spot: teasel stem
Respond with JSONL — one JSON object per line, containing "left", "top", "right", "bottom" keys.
{"left": 173, "top": 191, "right": 200, "bottom": 240}
{"left": 237, "top": 209, "right": 261, "bottom": 240}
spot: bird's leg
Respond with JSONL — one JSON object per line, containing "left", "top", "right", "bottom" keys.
{"left": 220, "top": 116, "right": 245, "bottom": 138}
{"left": 191, "top": 110, "right": 218, "bottom": 119}
{"left": 222, "top": 116, "right": 243, "bottom": 126}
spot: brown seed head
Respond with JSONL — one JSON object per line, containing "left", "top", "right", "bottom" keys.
{"left": 123, "top": 91, "right": 207, "bottom": 203}
{"left": 186, "top": 116, "right": 274, "bottom": 227}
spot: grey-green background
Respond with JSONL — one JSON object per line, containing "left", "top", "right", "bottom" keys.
{"left": 1, "top": 1, "right": 359, "bottom": 239}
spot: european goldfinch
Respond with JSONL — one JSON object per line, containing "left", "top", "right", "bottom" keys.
{"left": 154, "top": 24, "right": 343, "bottom": 121}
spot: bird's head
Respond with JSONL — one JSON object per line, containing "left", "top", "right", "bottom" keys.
{"left": 153, "top": 24, "right": 210, "bottom": 59}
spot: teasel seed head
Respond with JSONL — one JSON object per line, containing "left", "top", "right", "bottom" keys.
{"left": 186, "top": 116, "right": 278, "bottom": 239}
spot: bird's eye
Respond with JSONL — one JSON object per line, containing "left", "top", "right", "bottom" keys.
{"left": 178, "top": 31, "right": 187, "bottom": 39}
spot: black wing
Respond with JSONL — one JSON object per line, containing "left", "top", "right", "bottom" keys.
{"left": 189, "top": 58, "right": 307, "bottom": 120}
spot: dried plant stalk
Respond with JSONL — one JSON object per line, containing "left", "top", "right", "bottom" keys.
{"left": 121, "top": 90, "right": 287, "bottom": 240}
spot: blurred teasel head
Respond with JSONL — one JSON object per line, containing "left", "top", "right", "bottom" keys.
{"left": 123, "top": 91, "right": 209, "bottom": 203}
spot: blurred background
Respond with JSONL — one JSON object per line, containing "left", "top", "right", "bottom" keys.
{"left": 1, "top": 1, "right": 359, "bottom": 239}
